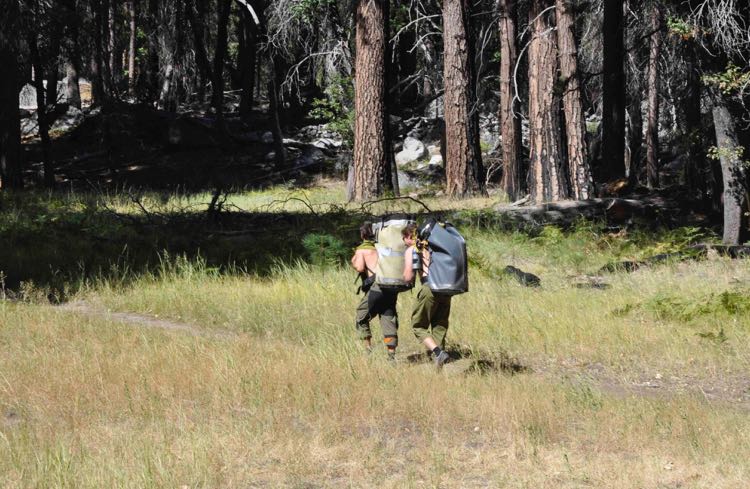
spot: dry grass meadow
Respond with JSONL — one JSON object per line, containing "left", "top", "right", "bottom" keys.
{"left": 1, "top": 184, "right": 750, "bottom": 488}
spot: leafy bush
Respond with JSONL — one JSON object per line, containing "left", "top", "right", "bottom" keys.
{"left": 302, "top": 233, "right": 348, "bottom": 267}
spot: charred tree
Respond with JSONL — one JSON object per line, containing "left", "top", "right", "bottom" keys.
{"left": 212, "top": 0, "right": 232, "bottom": 120}
{"left": 556, "top": 0, "right": 592, "bottom": 199}
{"left": 0, "top": 0, "right": 23, "bottom": 189}
{"left": 601, "top": 0, "right": 626, "bottom": 181}
{"left": 64, "top": 0, "right": 82, "bottom": 109}
{"left": 528, "top": 0, "right": 565, "bottom": 203}
{"left": 443, "top": 0, "right": 484, "bottom": 197}
{"left": 29, "top": 31, "right": 55, "bottom": 188}
{"left": 352, "top": 0, "right": 388, "bottom": 200}
{"left": 645, "top": 4, "right": 663, "bottom": 189}
{"left": 128, "top": 0, "right": 137, "bottom": 95}
{"left": 238, "top": 7, "right": 257, "bottom": 119}
{"left": 498, "top": 0, "right": 522, "bottom": 201}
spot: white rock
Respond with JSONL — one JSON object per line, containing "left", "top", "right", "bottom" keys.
{"left": 428, "top": 154, "right": 444, "bottom": 167}
{"left": 395, "top": 137, "right": 426, "bottom": 167}
{"left": 427, "top": 144, "right": 441, "bottom": 156}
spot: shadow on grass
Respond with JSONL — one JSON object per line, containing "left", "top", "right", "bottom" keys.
{"left": 405, "top": 345, "right": 530, "bottom": 376}
{"left": 0, "top": 196, "right": 368, "bottom": 302}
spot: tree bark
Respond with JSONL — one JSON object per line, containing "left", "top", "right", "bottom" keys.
{"left": 186, "top": 0, "right": 214, "bottom": 103}
{"left": 29, "top": 32, "right": 55, "bottom": 188}
{"left": 0, "top": 0, "right": 23, "bottom": 189}
{"left": 498, "top": 0, "right": 522, "bottom": 201}
{"left": 238, "top": 8, "right": 257, "bottom": 119}
{"left": 528, "top": 0, "right": 565, "bottom": 203}
{"left": 683, "top": 39, "right": 704, "bottom": 201}
{"left": 91, "top": 0, "right": 107, "bottom": 104}
{"left": 147, "top": 0, "right": 159, "bottom": 101}
{"left": 64, "top": 0, "right": 82, "bottom": 109}
{"left": 108, "top": 0, "right": 117, "bottom": 91}
{"left": 645, "top": 4, "right": 662, "bottom": 189}
{"left": 269, "top": 63, "right": 286, "bottom": 169}
{"left": 45, "top": 23, "right": 63, "bottom": 107}
{"left": 601, "top": 0, "right": 626, "bottom": 181}
{"left": 128, "top": 0, "right": 137, "bottom": 95}
{"left": 212, "top": 0, "right": 232, "bottom": 119}
{"left": 443, "top": 0, "right": 484, "bottom": 197}
{"left": 712, "top": 99, "right": 748, "bottom": 245}
{"left": 556, "top": 0, "right": 592, "bottom": 199}
{"left": 352, "top": 0, "right": 388, "bottom": 200}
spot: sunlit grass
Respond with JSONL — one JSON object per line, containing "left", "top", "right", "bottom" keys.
{"left": 2, "top": 182, "right": 749, "bottom": 487}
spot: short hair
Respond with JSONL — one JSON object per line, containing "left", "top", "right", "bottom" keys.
{"left": 360, "top": 221, "right": 375, "bottom": 241}
{"left": 402, "top": 223, "right": 418, "bottom": 239}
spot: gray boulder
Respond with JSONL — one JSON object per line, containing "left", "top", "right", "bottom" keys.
{"left": 396, "top": 137, "right": 427, "bottom": 167}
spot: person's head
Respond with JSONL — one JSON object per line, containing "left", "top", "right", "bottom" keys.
{"left": 360, "top": 221, "right": 375, "bottom": 241}
{"left": 402, "top": 223, "right": 418, "bottom": 246}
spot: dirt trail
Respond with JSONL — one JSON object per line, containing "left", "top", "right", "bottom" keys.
{"left": 59, "top": 301, "right": 236, "bottom": 339}
{"left": 60, "top": 301, "right": 750, "bottom": 410}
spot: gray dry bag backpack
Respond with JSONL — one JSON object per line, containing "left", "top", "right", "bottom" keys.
{"left": 418, "top": 219, "right": 468, "bottom": 295}
{"left": 372, "top": 214, "right": 416, "bottom": 291}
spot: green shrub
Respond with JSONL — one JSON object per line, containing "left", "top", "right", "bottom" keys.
{"left": 302, "top": 233, "right": 348, "bottom": 267}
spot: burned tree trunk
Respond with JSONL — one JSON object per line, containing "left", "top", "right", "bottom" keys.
{"left": 0, "top": 0, "right": 23, "bottom": 189}
{"left": 29, "top": 32, "right": 55, "bottom": 188}
{"left": 128, "top": 0, "right": 137, "bottom": 95}
{"left": 238, "top": 8, "right": 257, "bottom": 120}
{"left": 556, "top": 0, "right": 591, "bottom": 199}
{"left": 443, "top": 0, "right": 484, "bottom": 197}
{"left": 352, "top": 0, "right": 388, "bottom": 200}
{"left": 212, "top": 0, "right": 232, "bottom": 119}
{"left": 528, "top": 0, "right": 565, "bottom": 203}
{"left": 645, "top": 4, "right": 662, "bottom": 189}
{"left": 64, "top": 0, "right": 83, "bottom": 109}
{"left": 498, "top": 0, "right": 522, "bottom": 200}
{"left": 601, "top": 0, "right": 626, "bottom": 181}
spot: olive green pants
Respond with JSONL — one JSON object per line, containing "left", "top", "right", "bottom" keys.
{"left": 355, "top": 283, "right": 399, "bottom": 348}
{"left": 411, "top": 283, "right": 452, "bottom": 348}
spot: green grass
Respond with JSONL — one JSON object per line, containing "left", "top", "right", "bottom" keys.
{"left": 1, "top": 182, "right": 749, "bottom": 487}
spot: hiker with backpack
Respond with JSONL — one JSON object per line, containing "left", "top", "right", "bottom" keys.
{"left": 402, "top": 220, "right": 468, "bottom": 368}
{"left": 351, "top": 221, "right": 400, "bottom": 360}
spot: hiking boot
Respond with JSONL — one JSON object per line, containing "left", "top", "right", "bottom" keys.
{"left": 434, "top": 350, "right": 450, "bottom": 368}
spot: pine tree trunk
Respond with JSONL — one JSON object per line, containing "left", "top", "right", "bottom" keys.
{"left": 556, "top": 0, "right": 591, "bottom": 199}
{"left": 29, "top": 32, "right": 55, "bottom": 188}
{"left": 238, "top": 9, "right": 256, "bottom": 120}
{"left": 498, "top": 0, "right": 522, "bottom": 201}
{"left": 147, "top": 0, "right": 159, "bottom": 101}
{"left": 108, "top": 0, "right": 117, "bottom": 91}
{"left": 0, "top": 0, "right": 23, "bottom": 189}
{"left": 64, "top": 0, "right": 83, "bottom": 109}
{"left": 352, "top": 0, "right": 388, "bottom": 201}
{"left": 712, "top": 99, "right": 748, "bottom": 245}
{"left": 645, "top": 4, "right": 662, "bottom": 189}
{"left": 601, "top": 0, "right": 626, "bottom": 181}
{"left": 683, "top": 40, "right": 704, "bottom": 202}
{"left": 91, "top": 0, "right": 106, "bottom": 104}
{"left": 186, "top": 0, "right": 213, "bottom": 103}
{"left": 443, "top": 0, "right": 484, "bottom": 197}
{"left": 45, "top": 24, "right": 62, "bottom": 107}
{"left": 212, "top": 0, "right": 232, "bottom": 120}
{"left": 528, "top": 0, "right": 565, "bottom": 203}
{"left": 128, "top": 0, "right": 137, "bottom": 95}
{"left": 269, "top": 61, "right": 286, "bottom": 169}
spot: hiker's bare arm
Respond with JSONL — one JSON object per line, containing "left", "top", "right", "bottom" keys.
{"left": 351, "top": 250, "right": 366, "bottom": 273}
{"left": 403, "top": 246, "right": 415, "bottom": 283}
